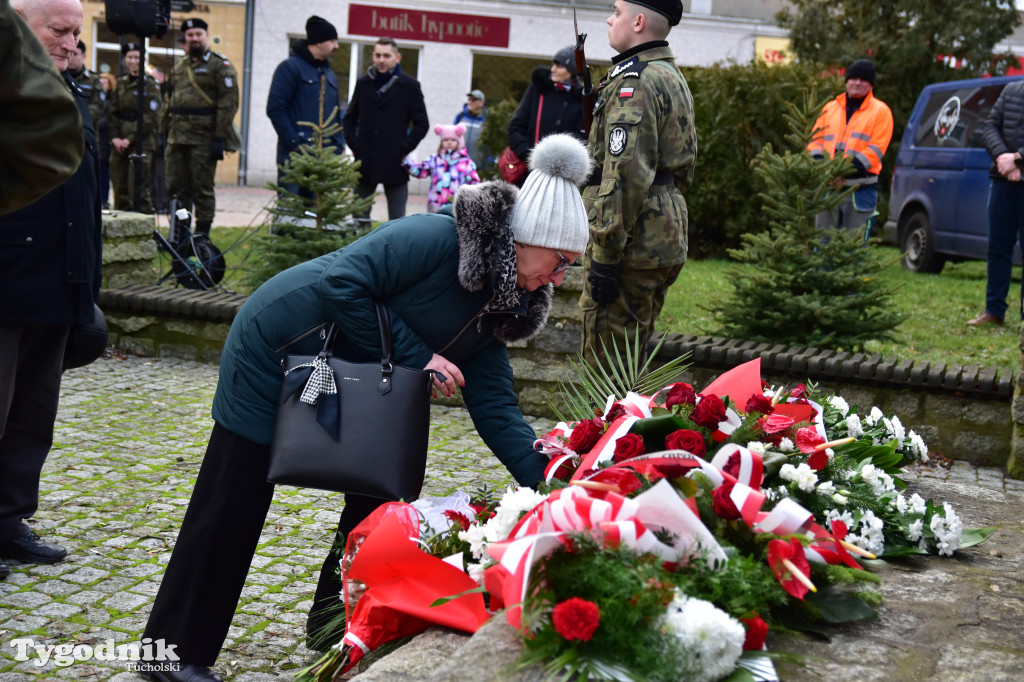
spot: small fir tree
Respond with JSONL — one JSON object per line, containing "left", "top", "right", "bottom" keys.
{"left": 711, "top": 89, "right": 904, "bottom": 350}
{"left": 245, "top": 80, "right": 375, "bottom": 290}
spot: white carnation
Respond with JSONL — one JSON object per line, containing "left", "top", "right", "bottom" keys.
{"left": 778, "top": 437, "right": 794, "bottom": 453}
{"left": 865, "top": 406, "right": 884, "bottom": 426}
{"left": 860, "top": 464, "right": 895, "bottom": 496}
{"left": 781, "top": 462, "right": 818, "bottom": 492}
{"left": 908, "top": 493, "right": 927, "bottom": 515}
{"left": 662, "top": 593, "right": 745, "bottom": 682}
{"left": 826, "top": 509, "right": 854, "bottom": 531}
{"left": 908, "top": 430, "right": 928, "bottom": 461}
{"left": 747, "top": 441, "right": 767, "bottom": 456}
{"left": 466, "top": 561, "right": 486, "bottom": 585}
{"left": 828, "top": 395, "right": 850, "bottom": 416}
{"left": 907, "top": 518, "right": 924, "bottom": 542}
{"left": 929, "top": 502, "right": 964, "bottom": 556}
{"left": 816, "top": 480, "right": 837, "bottom": 496}
{"left": 845, "top": 414, "right": 864, "bottom": 439}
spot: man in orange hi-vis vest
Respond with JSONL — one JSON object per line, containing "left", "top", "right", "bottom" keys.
{"left": 808, "top": 58, "right": 893, "bottom": 239}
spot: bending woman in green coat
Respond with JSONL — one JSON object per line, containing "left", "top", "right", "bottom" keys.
{"left": 142, "top": 134, "right": 593, "bottom": 682}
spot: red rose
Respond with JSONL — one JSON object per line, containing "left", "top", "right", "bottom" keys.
{"left": 790, "top": 383, "right": 808, "bottom": 399}
{"left": 690, "top": 394, "right": 726, "bottom": 429}
{"left": 740, "top": 614, "right": 769, "bottom": 650}
{"left": 721, "top": 451, "right": 742, "bottom": 479}
{"left": 612, "top": 433, "right": 646, "bottom": 463}
{"left": 567, "top": 418, "right": 604, "bottom": 454}
{"left": 744, "top": 393, "right": 773, "bottom": 415}
{"left": 605, "top": 403, "right": 627, "bottom": 422}
{"left": 664, "top": 429, "right": 706, "bottom": 457}
{"left": 711, "top": 481, "right": 742, "bottom": 520}
{"left": 664, "top": 382, "right": 697, "bottom": 408}
{"left": 552, "top": 597, "right": 601, "bottom": 641}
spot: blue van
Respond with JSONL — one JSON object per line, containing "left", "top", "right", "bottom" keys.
{"left": 883, "top": 75, "right": 1024, "bottom": 272}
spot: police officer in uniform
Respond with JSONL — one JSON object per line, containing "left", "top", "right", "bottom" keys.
{"left": 109, "top": 42, "right": 161, "bottom": 213}
{"left": 164, "top": 17, "right": 239, "bottom": 236}
{"left": 580, "top": 0, "right": 696, "bottom": 368}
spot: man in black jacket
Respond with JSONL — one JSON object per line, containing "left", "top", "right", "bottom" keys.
{"left": 968, "top": 79, "right": 1024, "bottom": 327}
{"left": 342, "top": 37, "right": 429, "bottom": 222}
{"left": 2, "top": 0, "right": 103, "bottom": 580}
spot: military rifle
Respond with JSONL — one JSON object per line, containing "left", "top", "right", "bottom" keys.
{"left": 573, "top": 7, "right": 596, "bottom": 136}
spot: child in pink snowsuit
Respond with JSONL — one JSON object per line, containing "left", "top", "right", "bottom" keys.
{"left": 403, "top": 124, "right": 481, "bottom": 213}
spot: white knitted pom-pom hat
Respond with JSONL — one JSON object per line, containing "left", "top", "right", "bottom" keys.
{"left": 509, "top": 134, "right": 593, "bottom": 254}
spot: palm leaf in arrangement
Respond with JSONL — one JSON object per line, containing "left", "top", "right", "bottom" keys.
{"left": 550, "top": 329, "right": 693, "bottom": 424}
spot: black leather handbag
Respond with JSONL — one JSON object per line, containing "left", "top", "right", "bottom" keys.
{"left": 268, "top": 301, "right": 435, "bottom": 500}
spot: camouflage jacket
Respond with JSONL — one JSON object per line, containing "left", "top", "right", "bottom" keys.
{"left": 109, "top": 73, "right": 161, "bottom": 151}
{"left": 71, "top": 67, "right": 107, "bottom": 130}
{"left": 584, "top": 42, "right": 697, "bottom": 269}
{"left": 165, "top": 50, "right": 238, "bottom": 145}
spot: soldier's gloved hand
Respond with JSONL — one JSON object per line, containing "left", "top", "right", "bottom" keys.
{"left": 210, "top": 137, "right": 226, "bottom": 160}
{"left": 588, "top": 261, "right": 621, "bottom": 306}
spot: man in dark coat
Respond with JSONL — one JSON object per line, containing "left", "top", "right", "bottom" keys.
{"left": 142, "top": 135, "right": 593, "bottom": 681}
{"left": 267, "top": 15, "right": 344, "bottom": 200}
{"left": 968, "top": 79, "right": 1024, "bottom": 326}
{"left": 1, "top": 0, "right": 103, "bottom": 580}
{"left": 342, "top": 36, "right": 429, "bottom": 222}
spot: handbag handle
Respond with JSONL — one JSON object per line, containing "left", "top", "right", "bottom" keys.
{"left": 319, "top": 300, "right": 396, "bottom": 395}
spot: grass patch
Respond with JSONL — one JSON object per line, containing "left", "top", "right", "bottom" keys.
{"left": 661, "top": 245, "right": 1020, "bottom": 373}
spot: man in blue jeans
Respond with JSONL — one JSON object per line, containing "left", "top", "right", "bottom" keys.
{"left": 968, "top": 79, "right": 1024, "bottom": 327}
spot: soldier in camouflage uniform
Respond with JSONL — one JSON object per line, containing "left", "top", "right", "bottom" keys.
{"left": 580, "top": 0, "right": 696, "bottom": 368}
{"left": 164, "top": 17, "right": 239, "bottom": 235}
{"left": 108, "top": 42, "right": 161, "bottom": 213}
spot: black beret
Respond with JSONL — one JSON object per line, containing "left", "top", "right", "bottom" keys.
{"left": 122, "top": 41, "right": 141, "bottom": 55}
{"left": 181, "top": 18, "right": 208, "bottom": 32}
{"left": 628, "top": 0, "right": 683, "bottom": 27}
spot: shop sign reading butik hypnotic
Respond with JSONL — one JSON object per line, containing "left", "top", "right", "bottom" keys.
{"left": 348, "top": 3, "right": 510, "bottom": 48}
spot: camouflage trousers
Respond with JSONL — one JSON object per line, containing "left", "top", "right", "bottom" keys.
{"left": 579, "top": 262, "right": 684, "bottom": 368}
{"left": 167, "top": 144, "right": 218, "bottom": 222}
{"left": 110, "top": 148, "right": 154, "bottom": 213}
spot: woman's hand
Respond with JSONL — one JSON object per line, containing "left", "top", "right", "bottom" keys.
{"left": 425, "top": 353, "right": 465, "bottom": 398}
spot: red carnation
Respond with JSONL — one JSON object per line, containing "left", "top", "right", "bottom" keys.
{"left": 664, "top": 382, "right": 697, "bottom": 407}
{"left": 567, "top": 418, "right": 604, "bottom": 454}
{"left": 690, "top": 394, "right": 726, "bottom": 429}
{"left": 443, "top": 509, "right": 471, "bottom": 531}
{"left": 740, "top": 614, "right": 769, "bottom": 650}
{"left": 552, "top": 597, "right": 601, "bottom": 641}
{"left": 744, "top": 393, "right": 773, "bottom": 415}
{"left": 711, "top": 481, "right": 742, "bottom": 520}
{"left": 612, "top": 433, "right": 646, "bottom": 463}
{"left": 665, "top": 429, "right": 706, "bottom": 457}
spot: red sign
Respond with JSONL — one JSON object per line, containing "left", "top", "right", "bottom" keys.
{"left": 348, "top": 4, "right": 510, "bottom": 48}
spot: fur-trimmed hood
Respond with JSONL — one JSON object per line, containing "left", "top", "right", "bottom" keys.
{"left": 452, "top": 181, "right": 553, "bottom": 344}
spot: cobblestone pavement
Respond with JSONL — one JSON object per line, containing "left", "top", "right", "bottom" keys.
{"left": 1, "top": 356, "right": 1022, "bottom": 681}
{"left": 0, "top": 356, "right": 550, "bottom": 681}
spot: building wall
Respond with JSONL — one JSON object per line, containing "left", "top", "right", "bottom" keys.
{"left": 245, "top": 0, "right": 788, "bottom": 186}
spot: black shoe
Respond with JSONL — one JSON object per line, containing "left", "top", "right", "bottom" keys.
{"left": 0, "top": 531, "right": 67, "bottom": 564}
{"left": 0, "top": 559, "right": 9, "bottom": 579}
{"left": 148, "top": 664, "right": 224, "bottom": 682}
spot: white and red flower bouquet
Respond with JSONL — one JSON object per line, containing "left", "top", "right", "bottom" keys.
{"left": 299, "top": 358, "right": 994, "bottom": 682}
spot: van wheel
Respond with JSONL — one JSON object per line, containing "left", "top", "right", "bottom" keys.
{"left": 901, "top": 211, "right": 945, "bottom": 273}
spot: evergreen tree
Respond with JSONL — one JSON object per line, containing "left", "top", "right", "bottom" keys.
{"left": 711, "top": 90, "right": 904, "bottom": 351}
{"left": 245, "top": 82, "right": 375, "bottom": 291}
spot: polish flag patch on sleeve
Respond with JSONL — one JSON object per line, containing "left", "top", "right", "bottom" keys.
{"left": 619, "top": 87, "right": 634, "bottom": 98}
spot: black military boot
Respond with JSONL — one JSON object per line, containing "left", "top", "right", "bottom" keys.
{"left": 194, "top": 220, "right": 212, "bottom": 238}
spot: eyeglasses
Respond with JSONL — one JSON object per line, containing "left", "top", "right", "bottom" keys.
{"left": 553, "top": 251, "right": 572, "bottom": 274}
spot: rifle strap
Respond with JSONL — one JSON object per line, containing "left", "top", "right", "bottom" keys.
{"left": 535, "top": 94, "right": 544, "bottom": 144}
{"left": 184, "top": 63, "right": 216, "bottom": 108}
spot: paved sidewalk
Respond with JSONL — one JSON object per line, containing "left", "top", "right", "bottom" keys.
{"left": 155, "top": 187, "right": 430, "bottom": 231}
{"left": 1, "top": 356, "right": 1022, "bottom": 681}
{"left": 0, "top": 356, "right": 548, "bottom": 681}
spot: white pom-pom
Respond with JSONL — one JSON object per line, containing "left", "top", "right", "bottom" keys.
{"left": 528, "top": 134, "right": 593, "bottom": 186}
